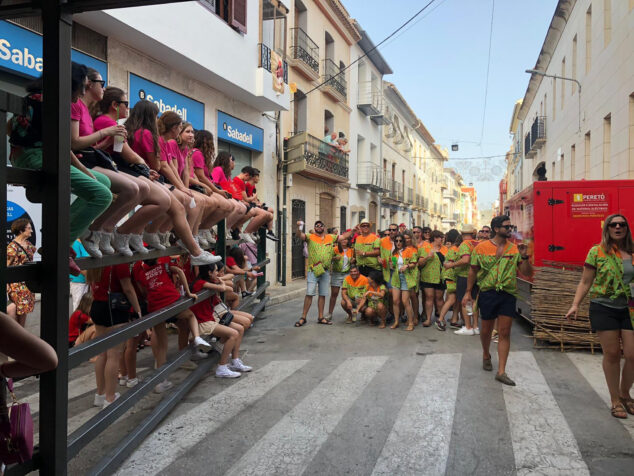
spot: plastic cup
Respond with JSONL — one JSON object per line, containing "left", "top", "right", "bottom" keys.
{"left": 113, "top": 135, "right": 124, "bottom": 153}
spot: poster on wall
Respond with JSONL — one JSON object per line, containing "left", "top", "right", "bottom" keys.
{"left": 271, "top": 50, "right": 285, "bottom": 95}
{"left": 6, "top": 185, "right": 41, "bottom": 261}
{"left": 128, "top": 74, "right": 205, "bottom": 129}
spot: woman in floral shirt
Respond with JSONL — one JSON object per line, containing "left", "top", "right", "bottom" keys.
{"left": 390, "top": 234, "right": 419, "bottom": 331}
{"left": 566, "top": 214, "right": 634, "bottom": 420}
{"left": 6, "top": 219, "right": 36, "bottom": 327}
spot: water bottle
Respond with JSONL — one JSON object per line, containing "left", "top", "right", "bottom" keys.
{"left": 466, "top": 302, "right": 474, "bottom": 316}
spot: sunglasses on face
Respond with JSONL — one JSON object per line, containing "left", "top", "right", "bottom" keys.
{"left": 117, "top": 100, "right": 129, "bottom": 107}
{"left": 388, "top": 228, "right": 398, "bottom": 232}
{"left": 315, "top": 224, "right": 324, "bottom": 227}
{"left": 608, "top": 222, "right": 628, "bottom": 229}
{"left": 90, "top": 79, "right": 106, "bottom": 88}
{"left": 394, "top": 239, "right": 404, "bottom": 243}
{"left": 360, "top": 224, "right": 370, "bottom": 227}
{"left": 498, "top": 224, "right": 513, "bottom": 230}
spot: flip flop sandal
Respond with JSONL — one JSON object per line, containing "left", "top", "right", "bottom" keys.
{"left": 317, "top": 318, "right": 332, "bottom": 325}
{"left": 619, "top": 397, "right": 634, "bottom": 415}
{"left": 435, "top": 320, "right": 446, "bottom": 331}
{"left": 611, "top": 402, "right": 628, "bottom": 419}
{"left": 294, "top": 317, "right": 307, "bottom": 327}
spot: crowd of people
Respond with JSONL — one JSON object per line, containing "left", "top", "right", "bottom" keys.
{"left": 295, "top": 215, "right": 533, "bottom": 386}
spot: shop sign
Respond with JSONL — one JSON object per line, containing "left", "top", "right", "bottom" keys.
{"left": 129, "top": 74, "right": 204, "bottom": 129}
{"left": 0, "top": 20, "right": 108, "bottom": 81}
{"left": 217, "top": 111, "right": 263, "bottom": 152}
{"left": 571, "top": 192, "right": 610, "bottom": 218}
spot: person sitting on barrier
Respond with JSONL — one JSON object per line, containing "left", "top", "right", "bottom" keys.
{"left": 93, "top": 86, "right": 172, "bottom": 255}
{"left": 176, "top": 124, "right": 227, "bottom": 247}
{"left": 125, "top": 101, "right": 219, "bottom": 266}
{"left": 71, "top": 67, "right": 154, "bottom": 258}
{"left": 226, "top": 247, "right": 259, "bottom": 298}
{"left": 8, "top": 67, "right": 113, "bottom": 270}
{"left": 215, "top": 262, "right": 241, "bottom": 309}
{"left": 87, "top": 265, "right": 143, "bottom": 408}
{"left": 68, "top": 291, "right": 93, "bottom": 347}
{"left": 190, "top": 263, "right": 252, "bottom": 378}
{"left": 235, "top": 166, "right": 272, "bottom": 244}
{"left": 246, "top": 168, "right": 279, "bottom": 242}
{"left": 0, "top": 311, "right": 57, "bottom": 379}
{"left": 134, "top": 258, "right": 212, "bottom": 391}
{"left": 211, "top": 152, "right": 254, "bottom": 242}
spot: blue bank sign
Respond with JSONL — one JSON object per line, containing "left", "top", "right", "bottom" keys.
{"left": 129, "top": 74, "right": 205, "bottom": 130}
{"left": 217, "top": 111, "right": 263, "bottom": 152}
{"left": 0, "top": 20, "right": 108, "bottom": 81}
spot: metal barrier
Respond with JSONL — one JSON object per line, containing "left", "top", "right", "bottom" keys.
{"left": 0, "top": 3, "right": 272, "bottom": 469}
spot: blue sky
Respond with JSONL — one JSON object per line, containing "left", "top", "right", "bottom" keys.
{"left": 344, "top": 0, "right": 558, "bottom": 209}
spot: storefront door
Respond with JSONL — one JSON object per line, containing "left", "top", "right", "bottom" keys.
{"left": 291, "top": 199, "right": 306, "bottom": 279}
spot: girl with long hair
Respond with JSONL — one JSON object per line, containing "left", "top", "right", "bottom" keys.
{"left": 125, "top": 101, "right": 219, "bottom": 266}
{"left": 211, "top": 151, "right": 252, "bottom": 240}
{"left": 71, "top": 67, "right": 151, "bottom": 258}
{"left": 418, "top": 230, "right": 446, "bottom": 327}
{"left": 566, "top": 214, "right": 634, "bottom": 419}
{"left": 390, "top": 233, "right": 418, "bottom": 331}
{"left": 438, "top": 229, "right": 462, "bottom": 331}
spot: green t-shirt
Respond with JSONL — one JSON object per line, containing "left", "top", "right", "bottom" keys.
{"left": 442, "top": 245, "right": 460, "bottom": 282}
{"left": 342, "top": 274, "right": 369, "bottom": 300}
{"left": 354, "top": 233, "right": 381, "bottom": 269}
{"left": 585, "top": 244, "right": 632, "bottom": 303}
{"left": 470, "top": 240, "right": 521, "bottom": 296}
{"left": 455, "top": 239, "right": 479, "bottom": 278}
{"left": 305, "top": 233, "right": 337, "bottom": 269}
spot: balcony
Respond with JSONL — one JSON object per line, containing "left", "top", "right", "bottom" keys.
{"left": 524, "top": 116, "right": 546, "bottom": 157}
{"left": 322, "top": 58, "right": 347, "bottom": 102}
{"left": 258, "top": 43, "right": 288, "bottom": 83}
{"left": 357, "top": 162, "right": 387, "bottom": 192}
{"left": 382, "top": 179, "right": 404, "bottom": 203}
{"left": 371, "top": 102, "right": 391, "bottom": 125}
{"left": 443, "top": 189, "right": 457, "bottom": 200}
{"left": 440, "top": 179, "right": 448, "bottom": 190}
{"left": 407, "top": 187, "right": 414, "bottom": 204}
{"left": 285, "top": 132, "right": 348, "bottom": 183}
{"left": 357, "top": 81, "right": 381, "bottom": 116}
{"left": 288, "top": 27, "right": 319, "bottom": 81}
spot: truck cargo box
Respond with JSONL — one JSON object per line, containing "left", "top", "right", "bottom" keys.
{"left": 505, "top": 180, "right": 634, "bottom": 268}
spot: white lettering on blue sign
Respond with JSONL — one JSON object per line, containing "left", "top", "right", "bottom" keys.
{"left": 226, "top": 124, "right": 253, "bottom": 145}
{"left": 0, "top": 40, "right": 43, "bottom": 72}
{"left": 145, "top": 93, "right": 188, "bottom": 121}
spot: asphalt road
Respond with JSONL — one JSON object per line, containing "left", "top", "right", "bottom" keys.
{"left": 17, "top": 295, "right": 634, "bottom": 475}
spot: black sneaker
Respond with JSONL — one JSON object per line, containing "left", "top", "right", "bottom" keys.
{"left": 242, "top": 291, "right": 254, "bottom": 298}
{"left": 449, "top": 321, "right": 462, "bottom": 329}
{"left": 266, "top": 230, "right": 280, "bottom": 242}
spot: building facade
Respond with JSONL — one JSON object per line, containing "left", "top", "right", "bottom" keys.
{"left": 441, "top": 168, "right": 465, "bottom": 231}
{"left": 347, "top": 21, "right": 392, "bottom": 232}
{"left": 512, "top": 0, "right": 634, "bottom": 194}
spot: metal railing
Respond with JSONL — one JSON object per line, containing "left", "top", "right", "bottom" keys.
{"left": 357, "top": 81, "right": 381, "bottom": 115}
{"left": 524, "top": 116, "right": 546, "bottom": 155}
{"left": 407, "top": 187, "right": 414, "bottom": 204}
{"left": 286, "top": 132, "right": 349, "bottom": 180}
{"left": 323, "top": 58, "right": 347, "bottom": 99}
{"left": 258, "top": 43, "right": 288, "bottom": 84}
{"left": 289, "top": 27, "right": 319, "bottom": 75}
{"left": 357, "top": 162, "right": 384, "bottom": 191}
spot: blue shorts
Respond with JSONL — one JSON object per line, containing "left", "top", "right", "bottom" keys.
{"left": 330, "top": 271, "right": 346, "bottom": 288}
{"left": 478, "top": 290, "right": 517, "bottom": 320}
{"left": 398, "top": 273, "right": 409, "bottom": 291}
{"left": 307, "top": 270, "right": 330, "bottom": 297}
{"left": 385, "top": 268, "right": 394, "bottom": 290}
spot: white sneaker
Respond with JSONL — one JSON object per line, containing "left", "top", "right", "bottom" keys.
{"left": 154, "top": 379, "right": 173, "bottom": 394}
{"left": 203, "top": 229, "right": 216, "bottom": 244}
{"left": 160, "top": 232, "right": 172, "bottom": 248}
{"left": 126, "top": 377, "right": 139, "bottom": 388}
{"left": 113, "top": 230, "right": 133, "bottom": 257}
{"left": 143, "top": 232, "right": 166, "bottom": 250}
{"left": 241, "top": 233, "right": 255, "bottom": 245}
{"left": 180, "top": 360, "right": 198, "bottom": 370}
{"left": 474, "top": 327, "right": 481, "bottom": 335}
{"left": 190, "top": 350, "right": 209, "bottom": 361}
{"left": 215, "top": 364, "right": 241, "bottom": 378}
{"left": 118, "top": 376, "right": 128, "bottom": 386}
{"left": 98, "top": 231, "right": 115, "bottom": 255}
{"left": 93, "top": 393, "right": 105, "bottom": 407}
{"left": 102, "top": 392, "right": 120, "bottom": 409}
{"left": 225, "top": 231, "right": 232, "bottom": 241}
{"left": 193, "top": 336, "right": 212, "bottom": 352}
{"left": 81, "top": 231, "right": 102, "bottom": 258}
{"left": 128, "top": 234, "right": 149, "bottom": 254}
{"left": 454, "top": 327, "right": 475, "bottom": 336}
{"left": 191, "top": 251, "right": 222, "bottom": 266}
{"left": 228, "top": 358, "right": 252, "bottom": 373}
{"left": 197, "top": 233, "right": 209, "bottom": 248}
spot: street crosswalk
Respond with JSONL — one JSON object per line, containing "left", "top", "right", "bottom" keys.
{"left": 13, "top": 350, "right": 634, "bottom": 475}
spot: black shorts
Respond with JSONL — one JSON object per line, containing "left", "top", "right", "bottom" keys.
{"left": 359, "top": 266, "right": 378, "bottom": 277}
{"left": 589, "top": 302, "right": 633, "bottom": 331}
{"left": 90, "top": 300, "right": 130, "bottom": 327}
{"left": 478, "top": 290, "right": 517, "bottom": 320}
{"left": 456, "top": 277, "right": 479, "bottom": 303}
{"left": 421, "top": 281, "right": 445, "bottom": 290}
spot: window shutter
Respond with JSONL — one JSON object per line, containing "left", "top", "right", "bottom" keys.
{"left": 229, "top": 0, "right": 247, "bottom": 34}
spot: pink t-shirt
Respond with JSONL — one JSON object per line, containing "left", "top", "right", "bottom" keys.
{"left": 93, "top": 115, "right": 117, "bottom": 153}
{"left": 211, "top": 166, "right": 228, "bottom": 185}
{"left": 131, "top": 129, "right": 156, "bottom": 165}
{"left": 173, "top": 144, "right": 190, "bottom": 177}
{"left": 70, "top": 100, "right": 94, "bottom": 138}
{"left": 191, "top": 149, "right": 211, "bottom": 180}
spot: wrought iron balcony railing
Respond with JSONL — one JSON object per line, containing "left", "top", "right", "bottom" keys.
{"left": 285, "top": 132, "right": 348, "bottom": 182}
{"left": 357, "top": 162, "right": 386, "bottom": 192}
{"left": 357, "top": 81, "right": 381, "bottom": 116}
{"left": 258, "top": 43, "right": 288, "bottom": 83}
{"left": 323, "top": 58, "right": 347, "bottom": 99}
{"left": 289, "top": 27, "right": 319, "bottom": 75}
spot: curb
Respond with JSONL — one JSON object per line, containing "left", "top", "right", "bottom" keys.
{"left": 268, "top": 288, "right": 305, "bottom": 307}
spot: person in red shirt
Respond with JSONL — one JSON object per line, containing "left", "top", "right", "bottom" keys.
{"left": 247, "top": 168, "right": 278, "bottom": 242}
{"left": 134, "top": 258, "right": 212, "bottom": 392}
{"left": 68, "top": 292, "right": 93, "bottom": 347}
{"left": 190, "top": 263, "right": 252, "bottom": 378}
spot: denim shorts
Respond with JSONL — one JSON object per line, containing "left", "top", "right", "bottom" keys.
{"left": 398, "top": 273, "right": 409, "bottom": 291}
{"left": 307, "top": 270, "right": 330, "bottom": 297}
{"left": 330, "top": 271, "right": 346, "bottom": 288}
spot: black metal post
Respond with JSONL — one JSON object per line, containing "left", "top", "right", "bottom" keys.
{"left": 39, "top": 2, "right": 72, "bottom": 474}
{"left": 257, "top": 228, "right": 266, "bottom": 288}
{"left": 216, "top": 219, "right": 226, "bottom": 263}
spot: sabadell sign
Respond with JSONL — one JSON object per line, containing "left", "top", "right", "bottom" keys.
{"left": 129, "top": 73, "right": 205, "bottom": 130}
{"left": 217, "top": 111, "right": 263, "bottom": 152}
{"left": 0, "top": 20, "right": 108, "bottom": 81}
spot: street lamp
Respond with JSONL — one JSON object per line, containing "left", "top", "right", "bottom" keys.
{"left": 525, "top": 69, "right": 582, "bottom": 132}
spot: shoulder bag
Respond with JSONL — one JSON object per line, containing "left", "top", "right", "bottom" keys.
{"left": 213, "top": 300, "right": 234, "bottom": 326}
{"left": 0, "top": 378, "right": 33, "bottom": 465}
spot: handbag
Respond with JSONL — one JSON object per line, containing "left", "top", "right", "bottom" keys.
{"left": 310, "top": 261, "right": 326, "bottom": 278}
{"left": 0, "top": 378, "right": 34, "bottom": 465}
{"left": 78, "top": 147, "right": 118, "bottom": 171}
{"left": 108, "top": 267, "right": 131, "bottom": 312}
{"left": 213, "top": 300, "right": 234, "bottom": 325}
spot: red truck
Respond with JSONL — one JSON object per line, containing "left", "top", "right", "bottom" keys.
{"left": 504, "top": 179, "right": 634, "bottom": 318}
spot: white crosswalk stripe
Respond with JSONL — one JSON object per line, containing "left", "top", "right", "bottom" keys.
{"left": 115, "top": 359, "right": 309, "bottom": 475}
{"left": 505, "top": 351, "right": 590, "bottom": 475}
{"left": 372, "top": 353, "right": 461, "bottom": 475}
{"left": 567, "top": 352, "right": 634, "bottom": 439}
{"left": 225, "top": 355, "right": 387, "bottom": 476}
